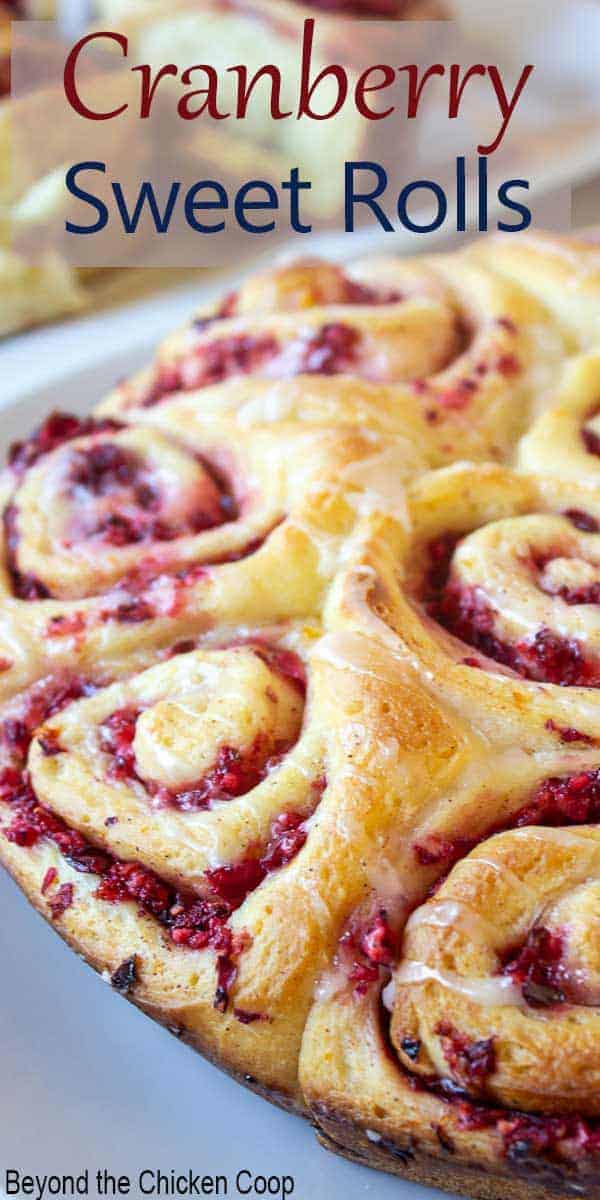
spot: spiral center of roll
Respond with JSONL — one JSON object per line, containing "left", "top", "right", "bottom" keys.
{"left": 133, "top": 652, "right": 303, "bottom": 790}
{"left": 424, "top": 516, "right": 600, "bottom": 686}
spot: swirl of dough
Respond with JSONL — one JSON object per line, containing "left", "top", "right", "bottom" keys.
{"left": 519, "top": 353, "right": 600, "bottom": 488}
{"left": 99, "top": 246, "right": 578, "bottom": 472}
{"left": 391, "top": 827, "right": 600, "bottom": 1115}
{"left": 5, "top": 421, "right": 233, "bottom": 600}
{"left": 429, "top": 512, "right": 600, "bottom": 686}
{"left": 0, "top": 388, "right": 389, "bottom": 705}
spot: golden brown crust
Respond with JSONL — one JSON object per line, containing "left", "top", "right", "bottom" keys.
{"left": 2, "top": 234, "right": 600, "bottom": 1198}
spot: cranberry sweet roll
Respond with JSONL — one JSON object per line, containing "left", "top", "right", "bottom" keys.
{"left": 301, "top": 461, "right": 600, "bottom": 1194}
{"left": 0, "top": 391, "right": 390, "bottom": 702}
{"left": 99, "top": 247, "right": 583, "bottom": 470}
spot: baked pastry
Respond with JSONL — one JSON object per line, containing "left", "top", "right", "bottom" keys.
{"left": 0, "top": 67, "right": 151, "bottom": 336}
{"left": 1, "top": 236, "right": 599, "bottom": 1200}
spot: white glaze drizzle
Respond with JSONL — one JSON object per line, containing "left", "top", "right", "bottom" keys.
{"left": 392, "top": 960, "right": 525, "bottom": 1007}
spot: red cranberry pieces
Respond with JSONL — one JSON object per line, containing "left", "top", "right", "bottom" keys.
{"left": 582, "top": 426, "right": 600, "bottom": 457}
{"left": 414, "top": 834, "right": 477, "bottom": 867}
{"left": 342, "top": 909, "right": 397, "bottom": 995}
{"left": 143, "top": 334, "right": 278, "bottom": 406}
{"left": 100, "top": 708, "right": 139, "bottom": 782}
{"left": 3, "top": 503, "right": 51, "bottom": 600}
{"left": 544, "top": 719, "right": 593, "bottom": 745}
{"left": 48, "top": 883, "right": 74, "bottom": 920}
{"left": 502, "top": 927, "right": 567, "bottom": 1007}
{"left": 41, "top": 867, "right": 58, "bottom": 895}
{"left": 69, "top": 443, "right": 137, "bottom": 495}
{"left": 96, "top": 860, "right": 172, "bottom": 918}
{"left": 300, "top": 323, "right": 359, "bottom": 375}
{"left": 436, "top": 1021, "right": 497, "bottom": 1093}
{"left": 47, "top": 613, "right": 86, "bottom": 638}
{"left": 514, "top": 627, "right": 592, "bottom": 686}
{"left": 432, "top": 579, "right": 595, "bottom": 686}
{"left": 518, "top": 768, "right": 600, "bottom": 826}
{"left": 564, "top": 509, "right": 599, "bottom": 533}
{"left": 8, "top": 414, "right": 122, "bottom": 476}
{"left": 250, "top": 644, "right": 307, "bottom": 696}
{"left": 107, "top": 598, "right": 156, "bottom": 623}
{"left": 205, "top": 860, "right": 264, "bottom": 911}
{"left": 206, "top": 811, "right": 308, "bottom": 909}
{"left": 358, "top": 910, "right": 397, "bottom": 966}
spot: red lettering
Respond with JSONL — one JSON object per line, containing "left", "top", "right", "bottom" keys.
{"left": 298, "top": 18, "right": 348, "bottom": 121}
{"left": 64, "top": 32, "right": 128, "bottom": 120}
{"left": 481, "top": 64, "right": 534, "bottom": 154}
{"left": 355, "top": 64, "right": 396, "bottom": 120}
{"left": 399, "top": 63, "right": 445, "bottom": 119}
{"left": 448, "top": 63, "right": 486, "bottom": 118}
{"left": 229, "top": 64, "right": 292, "bottom": 119}
{"left": 179, "top": 65, "right": 229, "bottom": 119}
{"left": 133, "top": 62, "right": 178, "bottom": 119}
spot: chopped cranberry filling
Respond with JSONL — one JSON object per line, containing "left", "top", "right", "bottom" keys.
{"left": 516, "top": 769, "right": 600, "bottom": 826}
{"left": 452, "top": 1097, "right": 600, "bottom": 1164}
{"left": 206, "top": 810, "right": 308, "bottom": 907}
{"left": 0, "top": 676, "right": 93, "bottom": 771}
{"left": 414, "top": 833, "right": 477, "bottom": 868}
{"left": 582, "top": 426, "right": 600, "bottom": 457}
{"left": 192, "top": 290, "right": 238, "bottom": 332}
{"left": 437, "top": 378, "right": 478, "bottom": 411}
{"left": 551, "top": 581, "right": 600, "bottom": 606}
{"left": 149, "top": 738, "right": 287, "bottom": 812}
{"left": 564, "top": 509, "right": 599, "bottom": 533}
{"left": 3, "top": 503, "right": 50, "bottom": 600}
{"left": 338, "top": 277, "right": 401, "bottom": 305}
{"left": 429, "top": 576, "right": 598, "bottom": 686}
{"left": 100, "top": 647, "right": 307, "bottom": 807}
{"left": 424, "top": 533, "right": 600, "bottom": 685}
{"left": 1, "top": 741, "right": 316, "bottom": 1008}
{"left": 502, "top": 927, "right": 567, "bottom": 1007}
{"left": 7, "top": 413, "right": 122, "bottom": 477}
{"left": 143, "top": 334, "right": 278, "bottom": 406}
{"left": 48, "top": 883, "right": 74, "bottom": 920}
{"left": 142, "top": 317, "right": 364, "bottom": 407}
{"left": 436, "top": 1021, "right": 496, "bottom": 1093}
{"left": 400, "top": 1035, "right": 600, "bottom": 1166}
{"left": 107, "top": 598, "right": 156, "bottom": 623}
{"left": 96, "top": 524, "right": 269, "bottom": 625}
{"left": 0, "top": 55, "right": 10, "bottom": 100}
{"left": 69, "top": 443, "right": 137, "bottom": 495}
{"left": 340, "top": 909, "right": 397, "bottom": 996}
{"left": 544, "top": 719, "right": 594, "bottom": 745}
{"left": 299, "top": 323, "right": 359, "bottom": 375}
{"left": 47, "top": 612, "right": 86, "bottom": 638}
{"left": 100, "top": 707, "right": 139, "bottom": 782}
{"left": 66, "top": 443, "right": 231, "bottom": 548}
{"left": 233, "top": 1008, "right": 268, "bottom": 1025}
{"left": 240, "top": 643, "right": 307, "bottom": 696}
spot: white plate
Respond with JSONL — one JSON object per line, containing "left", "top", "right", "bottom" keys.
{"left": 0, "top": 357, "right": 447, "bottom": 1200}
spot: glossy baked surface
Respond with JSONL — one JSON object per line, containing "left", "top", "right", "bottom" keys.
{"left": 1, "top": 237, "right": 599, "bottom": 1200}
